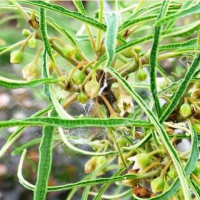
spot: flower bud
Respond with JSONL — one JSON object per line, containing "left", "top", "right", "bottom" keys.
{"left": 193, "top": 164, "right": 200, "bottom": 176}
{"left": 136, "top": 153, "right": 151, "bottom": 168}
{"left": 193, "top": 124, "right": 200, "bottom": 134}
{"left": 73, "top": 71, "right": 86, "bottom": 85}
{"left": 63, "top": 45, "right": 75, "bottom": 58}
{"left": 177, "top": 188, "right": 184, "bottom": 200}
{"left": 10, "top": 50, "right": 23, "bottom": 64}
{"left": 179, "top": 103, "right": 191, "bottom": 118}
{"left": 77, "top": 91, "right": 88, "bottom": 104}
{"left": 96, "top": 156, "right": 107, "bottom": 167}
{"left": 121, "top": 48, "right": 134, "bottom": 58}
{"left": 22, "top": 62, "right": 38, "bottom": 81}
{"left": 84, "top": 80, "right": 100, "bottom": 99}
{"left": 137, "top": 68, "right": 148, "bottom": 81}
{"left": 28, "top": 38, "right": 38, "bottom": 49}
{"left": 117, "top": 137, "right": 127, "bottom": 147}
{"left": 134, "top": 46, "right": 142, "bottom": 54}
{"left": 168, "top": 170, "right": 177, "bottom": 179}
{"left": 22, "top": 29, "right": 31, "bottom": 37}
{"left": 85, "top": 156, "right": 97, "bottom": 174}
{"left": 151, "top": 176, "right": 164, "bottom": 193}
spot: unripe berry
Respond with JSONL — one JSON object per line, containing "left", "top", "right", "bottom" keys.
{"left": 96, "top": 156, "right": 107, "bottom": 167}
{"left": 193, "top": 124, "right": 200, "bottom": 134}
{"left": 10, "top": 50, "right": 23, "bottom": 64}
{"left": 168, "top": 170, "right": 177, "bottom": 179}
{"left": 84, "top": 79, "right": 100, "bottom": 99}
{"left": 137, "top": 68, "right": 148, "bottom": 81}
{"left": 77, "top": 91, "right": 88, "bottom": 104}
{"left": 28, "top": 38, "right": 38, "bottom": 49}
{"left": 22, "top": 29, "right": 31, "bottom": 37}
{"left": 73, "top": 71, "right": 86, "bottom": 85}
{"left": 63, "top": 45, "right": 75, "bottom": 58}
{"left": 179, "top": 103, "right": 191, "bottom": 118}
{"left": 22, "top": 62, "right": 38, "bottom": 81}
{"left": 151, "top": 176, "right": 165, "bottom": 193}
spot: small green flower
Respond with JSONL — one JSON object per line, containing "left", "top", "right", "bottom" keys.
{"left": 10, "top": 50, "right": 23, "bottom": 64}
{"left": 151, "top": 176, "right": 165, "bottom": 193}
{"left": 137, "top": 68, "right": 148, "bottom": 81}
{"left": 179, "top": 103, "right": 192, "bottom": 118}
{"left": 28, "top": 38, "right": 38, "bottom": 49}
{"left": 117, "top": 93, "right": 133, "bottom": 116}
{"left": 77, "top": 91, "right": 88, "bottom": 104}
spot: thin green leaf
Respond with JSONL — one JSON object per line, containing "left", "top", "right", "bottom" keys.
{"left": 0, "top": 76, "right": 56, "bottom": 89}
{"left": 160, "top": 54, "right": 200, "bottom": 123}
{"left": 150, "top": 2, "right": 168, "bottom": 117}
{"left": 156, "top": 2, "right": 200, "bottom": 26}
{"left": 34, "top": 108, "right": 57, "bottom": 200}
{"left": 0, "top": 117, "right": 153, "bottom": 130}
{"left": 104, "top": 12, "right": 119, "bottom": 67}
{"left": 73, "top": 0, "right": 86, "bottom": 15}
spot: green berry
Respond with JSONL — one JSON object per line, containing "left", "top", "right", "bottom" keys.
{"left": 151, "top": 176, "right": 165, "bottom": 193}
{"left": 121, "top": 48, "right": 134, "bottom": 58}
{"left": 10, "top": 50, "right": 23, "bottom": 64}
{"left": 63, "top": 45, "right": 75, "bottom": 58}
{"left": 22, "top": 29, "right": 31, "bottom": 37}
{"left": 168, "top": 170, "right": 177, "bottom": 179}
{"left": 136, "top": 153, "right": 151, "bottom": 168}
{"left": 28, "top": 38, "right": 38, "bottom": 49}
{"left": 179, "top": 103, "right": 192, "bottom": 118}
{"left": 77, "top": 92, "right": 88, "bottom": 104}
{"left": 73, "top": 71, "right": 86, "bottom": 85}
{"left": 137, "top": 68, "right": 148, "bottom": 81}
{"left": 96, "top": 156, "right": 107, "bottom": 166}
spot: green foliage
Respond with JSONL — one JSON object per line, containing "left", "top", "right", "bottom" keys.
{"left": 1, "top": 1, "right": 200, "bottom": 200}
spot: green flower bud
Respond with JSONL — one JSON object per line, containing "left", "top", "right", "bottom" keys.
{"left": 193, "top": 124, "right": 200, "bottom": 134}
{"left": 117, "top": 137, "right": 127, "bottom": 147}
{"left": 85, "top": 156, "right": 97, "bottom": 174}
{"left": 136, "top": 153, "right": 151, "bottom": 168}
{"left": 193, "top": 164, "right": 200, "bottom": 176}
{"left": 137, "top": 68, "right": 148, "bottom": 81}
{"left": 22, "top": 62, "right": 38, "bottom": 81}
{"left": 179, "top": 103, "right": 192, "bottom": 118}
{"left": 84, "top": 80, "right": 100, "bottom": 99}
{"left": 121, "top": 48, "right": 134, "bottom": 58}
{"left": 73, "top": 71, "right": 86, "bottom": 85}
{"left": 10, "top": 50, "right": 23, "bottom": 64}
{"left": 168, "top": 170, "right": 177, "bottom": 179}
{"left": 177, "top": 188, "right": 184, "bottom": 200}
{"left": 151, "top": 176, "right": 165, "bottom": 193}
{"left": 63, "top": 45, "right": 75, "bottom": 58}
{"left": 22, "top": 29, "right": 31, "bottom": 37}
{"left": 134, "top": 46, "right": 142, "bottom": 54}
{"left": 28, "top": 38, "right": 38, "bottom": 49}
{"left": 77, "top": 91, "right": 88, "bottom": 104}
